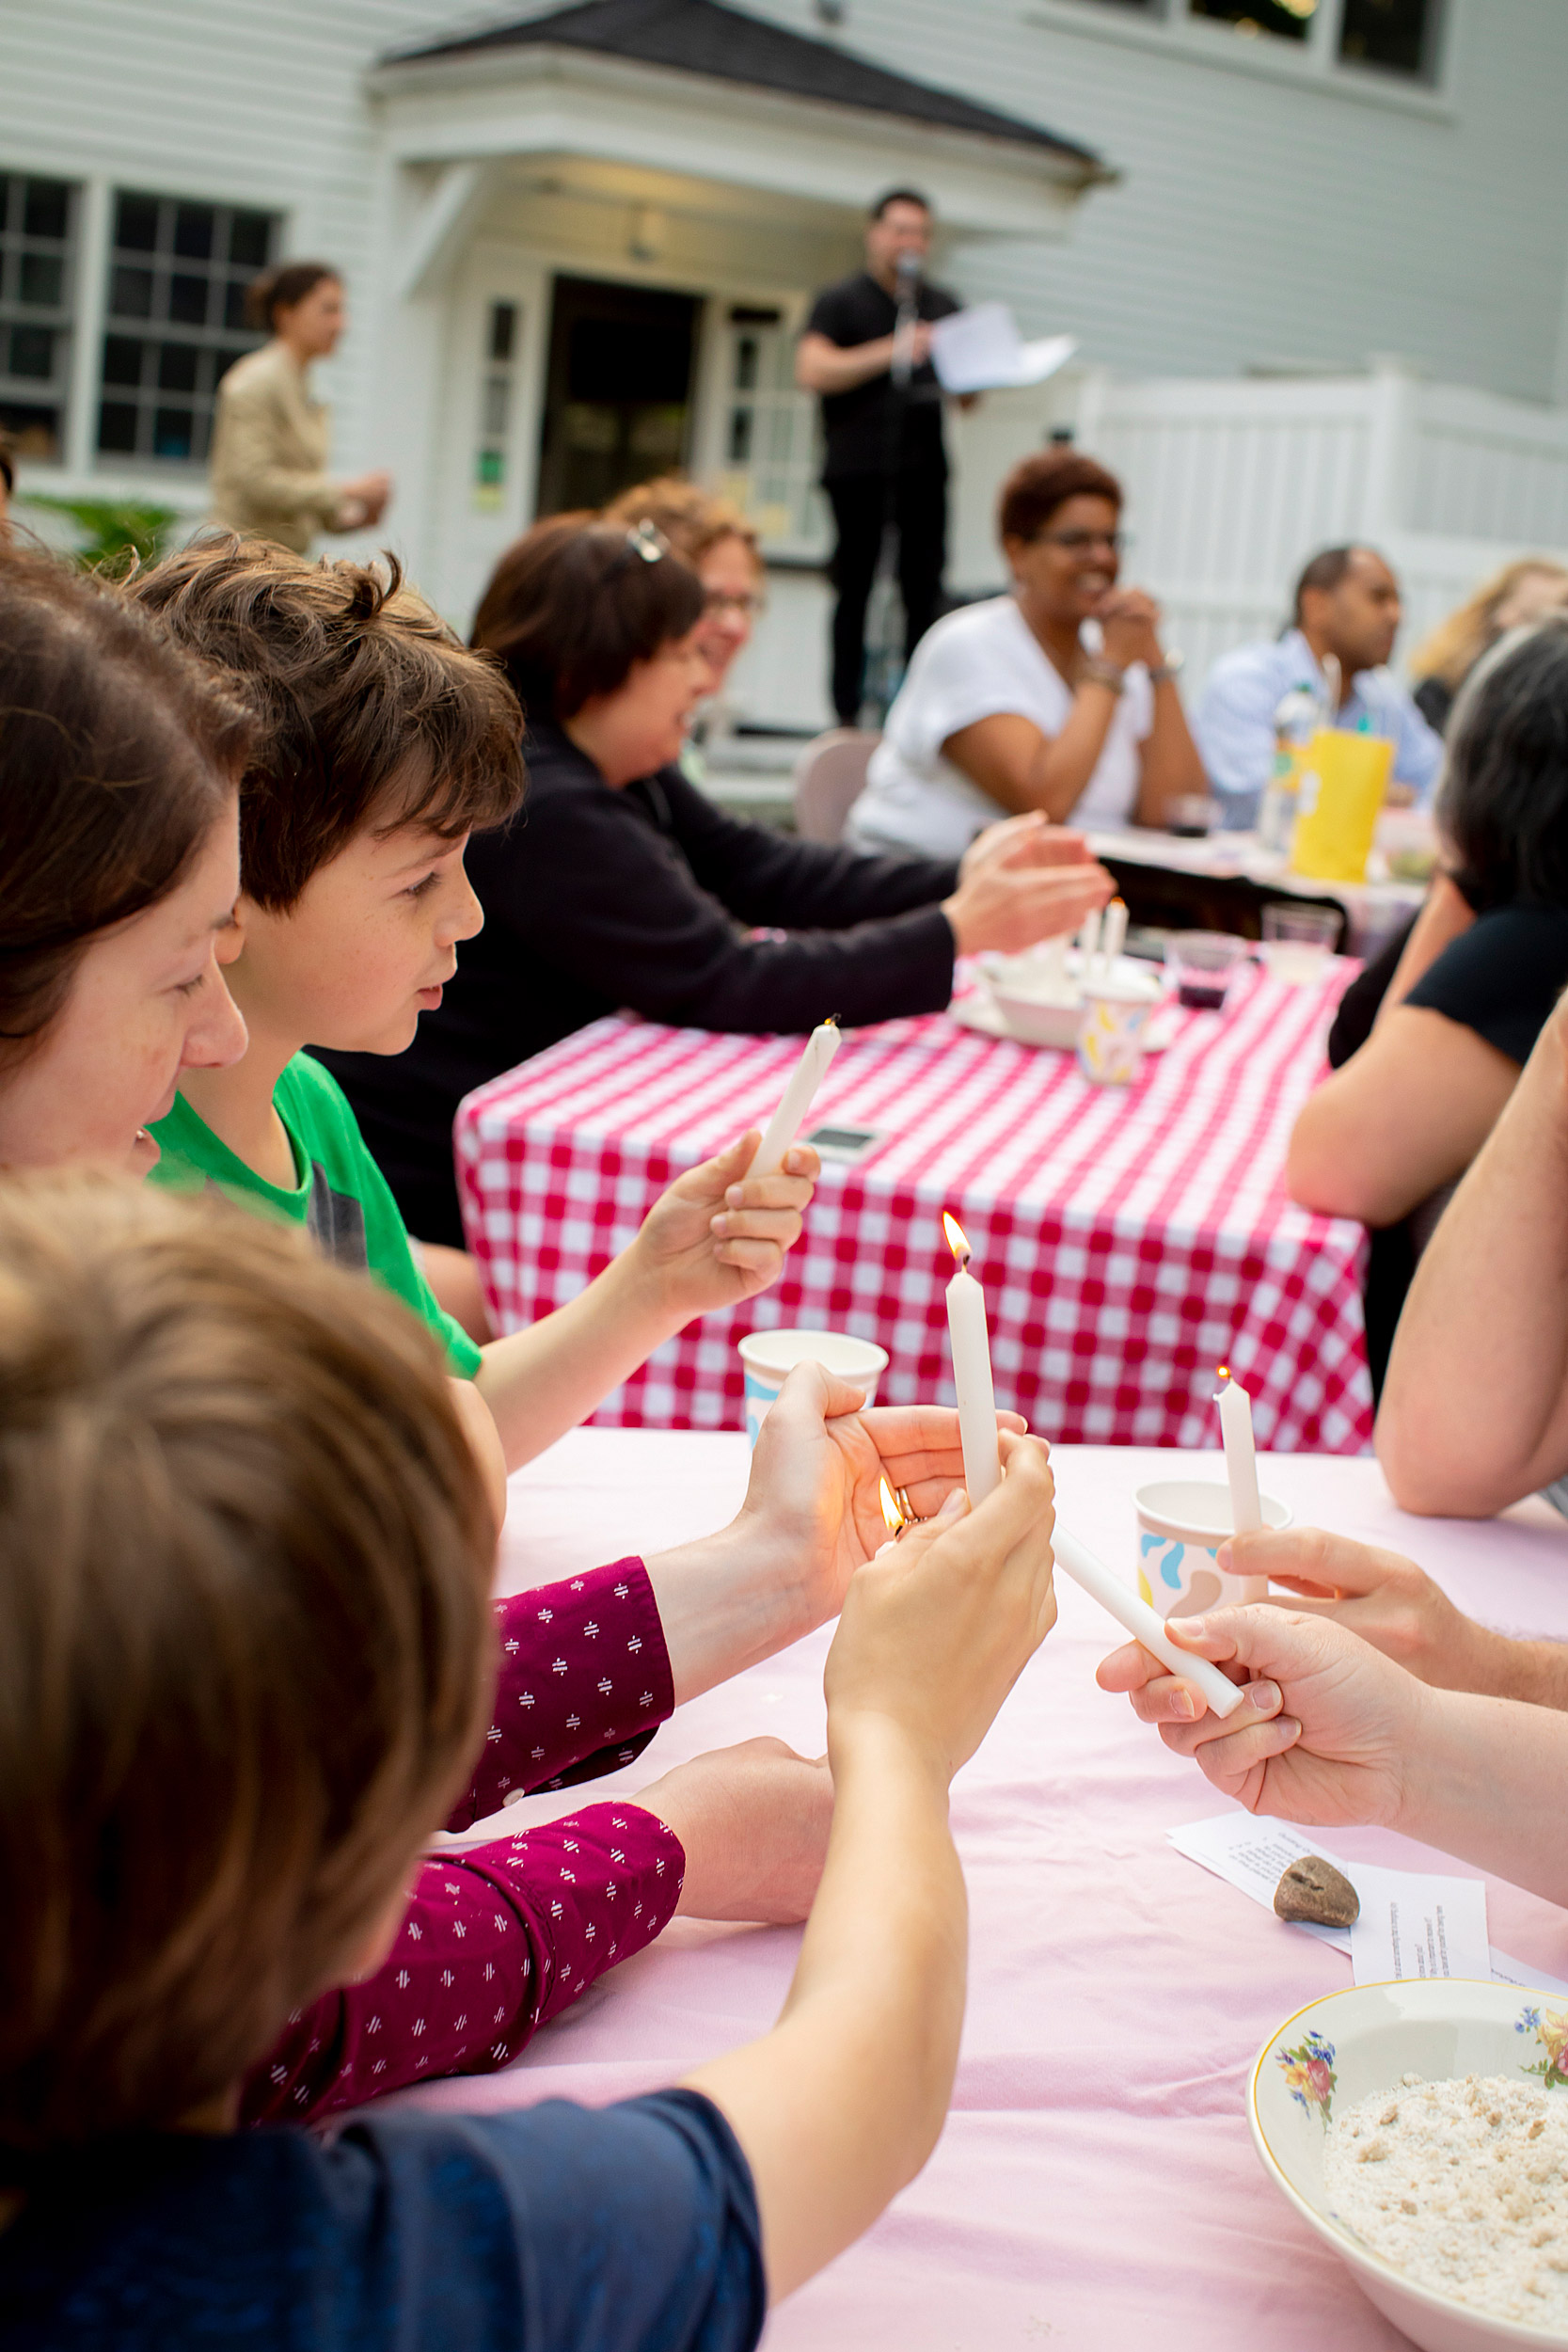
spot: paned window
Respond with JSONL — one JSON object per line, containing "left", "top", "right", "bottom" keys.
{"left": 97, "top": 191, "right": 278, "bottom": 465}
{"left": 0, "top": 173, "right": 75, "bottom": 460}
{"left": 1189, "top": 0, "right": 1315, "bottom": 40}
{"left": 1338, "top": 0, "right": 1435, "bottom": 75}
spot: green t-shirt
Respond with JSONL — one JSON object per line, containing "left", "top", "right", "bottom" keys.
{"left": 148, "top": 1050, "right": 483, "bottom": 1379}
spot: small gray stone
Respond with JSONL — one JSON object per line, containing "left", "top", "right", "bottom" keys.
{"left": 1274, "top": 1854, "right": 1360, "bottom": 1929}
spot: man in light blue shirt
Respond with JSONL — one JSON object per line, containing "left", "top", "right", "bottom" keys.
{"left": 1195, "top": 545, "right": 1444, "bottom": 829}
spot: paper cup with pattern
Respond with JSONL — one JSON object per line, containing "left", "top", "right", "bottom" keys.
{"left": 1134, "top": 1479, "right": 1292, "bottom": 1618}
{"left": 737, "top": 1328, "right": 889, "bottom": 1447}
{"left": 1077, "top": 984, "right": 1156, "bottom": 1086}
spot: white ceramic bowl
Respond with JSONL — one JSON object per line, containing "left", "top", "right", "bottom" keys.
{"left": 983, "top": 951, "right": 1163, "bottom": 1047}
{"left": 1250, "top": 1979, "right": 1568, "bottom": 2350}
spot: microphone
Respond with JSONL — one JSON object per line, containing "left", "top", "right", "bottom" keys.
{"left": 892, "top": 250, "right": 922, "bottom": 387}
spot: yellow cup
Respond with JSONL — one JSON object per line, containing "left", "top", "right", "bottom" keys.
{"left": 1289, "top": 730, "right": 1394, "bottom": 883}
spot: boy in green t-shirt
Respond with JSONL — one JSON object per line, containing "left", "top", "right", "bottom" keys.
{"left": 137, "top": 540, "right": 817, "bottom": 1472}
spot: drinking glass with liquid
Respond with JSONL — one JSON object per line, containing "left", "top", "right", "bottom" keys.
{"left": 1164, "top": 930, "right": 1248, "bottom": 1011}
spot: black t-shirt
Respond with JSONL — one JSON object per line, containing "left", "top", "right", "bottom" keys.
{"left": 0, "top": 2090, "right": 765, "bottom": 2352}
{"left": 316, "top": 719, "right": 959, "bottom": 1246}
{"left": 1402, "top": 904, "right": 1568, "bottom": 1064}
{"left": 804, "top": 271, "right": 960, "bottom": 481}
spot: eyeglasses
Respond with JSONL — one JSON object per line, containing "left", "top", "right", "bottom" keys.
{"left": 704, "top": 590, "right": 766, "bottom": 619}
{"left": 1037, "top": 529, "right": 1128, "bottom": 555}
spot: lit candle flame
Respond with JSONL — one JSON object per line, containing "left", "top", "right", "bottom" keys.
{"left": 942, "top": 1211, "right": 971, "bottom": 1269}
{"left": 1216, "top": 1363, "right": 1231, "bottom": 1384}
{"left": 879, "top": 1476, "right": 905, "bottom": 1535}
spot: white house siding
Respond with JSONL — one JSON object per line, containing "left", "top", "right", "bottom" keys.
{"left": 742, "top": 0, "right": 1568, "bottom": 406}
{"left": 0, "top": 0, "right": 489, "bottom": 487}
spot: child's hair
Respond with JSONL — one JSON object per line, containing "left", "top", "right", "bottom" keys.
{"left": 0, "top": 548, "right": 251, "bottom": 1072}
{"left": 470, "top": 513, "right": 705, "bottom": 719}
{"left": 0, "top": 1175, "right": 496, "bottom": 2166}
{"left": 126, "top": 535, "right": 526, "bottom": 911}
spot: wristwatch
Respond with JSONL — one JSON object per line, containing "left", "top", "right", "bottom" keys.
{"left": 1147, "top": 653, "right": 1185, "bottom": 686}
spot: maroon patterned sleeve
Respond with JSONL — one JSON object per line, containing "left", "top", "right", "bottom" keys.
{"left": 241, "top": 1799, "right": 685, "bottom": 2126}
{"left": 447, "top": 1555, "right": 674, "bottom": 1828}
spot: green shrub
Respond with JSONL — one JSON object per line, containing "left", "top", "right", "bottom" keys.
{"left": 19, "top": 494, "right": 182, "bottom": 571}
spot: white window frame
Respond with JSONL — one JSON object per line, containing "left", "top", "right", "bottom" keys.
{"left": 1020, "top": 0, "right": 1459, "bottom": 119}
{"left": 0, "top": 157, "right": 298, "bottom": 503}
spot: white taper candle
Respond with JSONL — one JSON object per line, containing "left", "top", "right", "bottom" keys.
{"left": 1077, "top": 907, "right": 1101, "bottom": 977}
{"left": 1099, "top": 898, "right": 1128, "bottom": 977}
{"left": 942, "top": 1214, "right": 1001, "bottom": 1503}
{"left": 1214, "top": 1365, "right": 1267, "bottom": 1602}
{"left": 1052, "top": 1528, "right": 1245, "bottom": 1717}
{"left": 752, "top": 1020, "right": 841, "bottom": 1175}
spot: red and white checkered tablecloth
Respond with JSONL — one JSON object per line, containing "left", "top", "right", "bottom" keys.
{"left": 455, "top": 961, "right": 1372, "bottom": 1452}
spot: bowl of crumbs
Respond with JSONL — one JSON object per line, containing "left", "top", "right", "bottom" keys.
{"left": 1251, "top": 1979, "right": 1568, "bottom": 2349}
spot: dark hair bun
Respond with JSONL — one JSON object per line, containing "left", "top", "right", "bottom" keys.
{"left": 245, "top": 261, "right": 340, "bottom": 334}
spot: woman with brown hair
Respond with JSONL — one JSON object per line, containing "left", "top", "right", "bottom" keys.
{"left": 321, "top": 511, "right": 1111, "bottom": 1247}
{"left": 1408, "top": 555, "right": 1568, "bottom": 735}
{"left": 0, "top": 548, "right": 251, "bottom": 1172}
{"left": 602, "top": 474, "right": 765, "bottom": 698}
{"left": 207, "top": 260, "right": 390, "bottom": 554}
{"left": 847, "top": 447, "right": 1208, "bottom": 857}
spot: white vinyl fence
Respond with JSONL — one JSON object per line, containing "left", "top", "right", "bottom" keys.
{"left": 727, "top": 360, "right": 1568, "bottom": 736}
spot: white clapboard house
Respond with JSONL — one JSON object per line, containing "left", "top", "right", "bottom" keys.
{"left": 5, "top": 0, "right": 1568, "bottom": 728}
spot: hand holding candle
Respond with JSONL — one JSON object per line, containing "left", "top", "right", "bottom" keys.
{"left": 942, "top": 1213, "right": 1001, "bottom": 1504}
{"left": 752, "top": 1018, "right": 840, "bottom": 1175}
{"left": 940, "top": 1210, "right": 1244, "bottom": 1716}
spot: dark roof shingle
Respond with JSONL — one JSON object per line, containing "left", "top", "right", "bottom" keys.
{"left": 386, "top": 0, "right": 1104, "bottom": 172}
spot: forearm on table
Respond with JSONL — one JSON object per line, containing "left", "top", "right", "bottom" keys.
{"left": 684, "top": 1717, "right": 965, "bottom": 2302}
{"left": 243, "top": 1803, "right": 685, "bottom": 2126}
{"left": 1378, "top": 1037, "right": 1568, "bottom": 1513}
{"left": 475, "top": 1248, "right": 676, "bottom": 1468}
{"left": 1397, "top": 1683, "right": 1568, "bottom": 1905}
{"left": 642, "top": 1518, "right": 819, "bottom": 1708}
{"left": 445, "top": 1564, "right": 674, "bottom": 1824}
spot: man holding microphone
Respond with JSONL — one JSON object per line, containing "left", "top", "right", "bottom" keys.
{"left": 798, "top": 189, "right": 963, "bottom": 726}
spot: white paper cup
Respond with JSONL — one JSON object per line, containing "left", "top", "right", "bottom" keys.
{"left": 1134, "top": 1478, "right": 1292, "bottom": 1618}
{"left": 737, "top": 1328, "right": 889, "bottom": 1446}
{"left": 1077, "top": 984, "right": 1156, "bottom": 1086}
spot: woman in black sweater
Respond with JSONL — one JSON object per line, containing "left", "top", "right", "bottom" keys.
{"left": 320, "top": 511, "right": 1111, "bottom": 1248}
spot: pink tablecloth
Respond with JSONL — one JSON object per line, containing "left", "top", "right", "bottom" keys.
{"left": 398, "top": 1432, "right": 1568, "bottom": 2351}
{"left": 456, "top": 963, "right": 1372, "bottom": 1453}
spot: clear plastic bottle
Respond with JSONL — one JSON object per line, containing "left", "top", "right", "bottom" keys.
{"left": 1259, "top": 685, "right": 1321, "bottom": 853}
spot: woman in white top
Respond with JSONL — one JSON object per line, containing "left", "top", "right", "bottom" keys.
{"left": 847, "top": 448, "right": 1208, "bottom": 859}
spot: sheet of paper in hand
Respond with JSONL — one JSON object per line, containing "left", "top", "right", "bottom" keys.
{"left": 928, "top": 303, "right": 1077, "bottom": 395}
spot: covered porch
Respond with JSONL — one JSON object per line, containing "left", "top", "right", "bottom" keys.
{"left": 361, "top": 0, "right": 1109, "bottom": 729}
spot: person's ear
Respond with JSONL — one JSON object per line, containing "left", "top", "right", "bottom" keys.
{"left": 216, "top": 894, "right": 262, "bottom": 966}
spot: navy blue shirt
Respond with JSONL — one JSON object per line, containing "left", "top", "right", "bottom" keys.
{"left": 0, "top": 2090, "right": 764, "bottom": 2352}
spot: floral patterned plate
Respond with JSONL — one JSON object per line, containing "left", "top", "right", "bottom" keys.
{"left": 1250, "top": 1979, "right": 1568, "bottom": 2350}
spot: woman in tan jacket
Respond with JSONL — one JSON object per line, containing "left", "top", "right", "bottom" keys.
{"left": 208, "top": 262, "right": 390, "bottom": 555}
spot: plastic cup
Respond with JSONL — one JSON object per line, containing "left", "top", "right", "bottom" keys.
{"left": 1076, "top": 983, "right": 1156, "bottom": 1086}
{"left": 1260, "top": 901, "right": 1340, "bottom": 984}
{"left": 1164, "top": 930, "right": 1248, "bottom": 1012}
{"left": 1134, "top": 1478, "right": 1293, "bottom": 1618}
{"left": 737, "top": 1328, "right": 889, "bottom": 1446}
